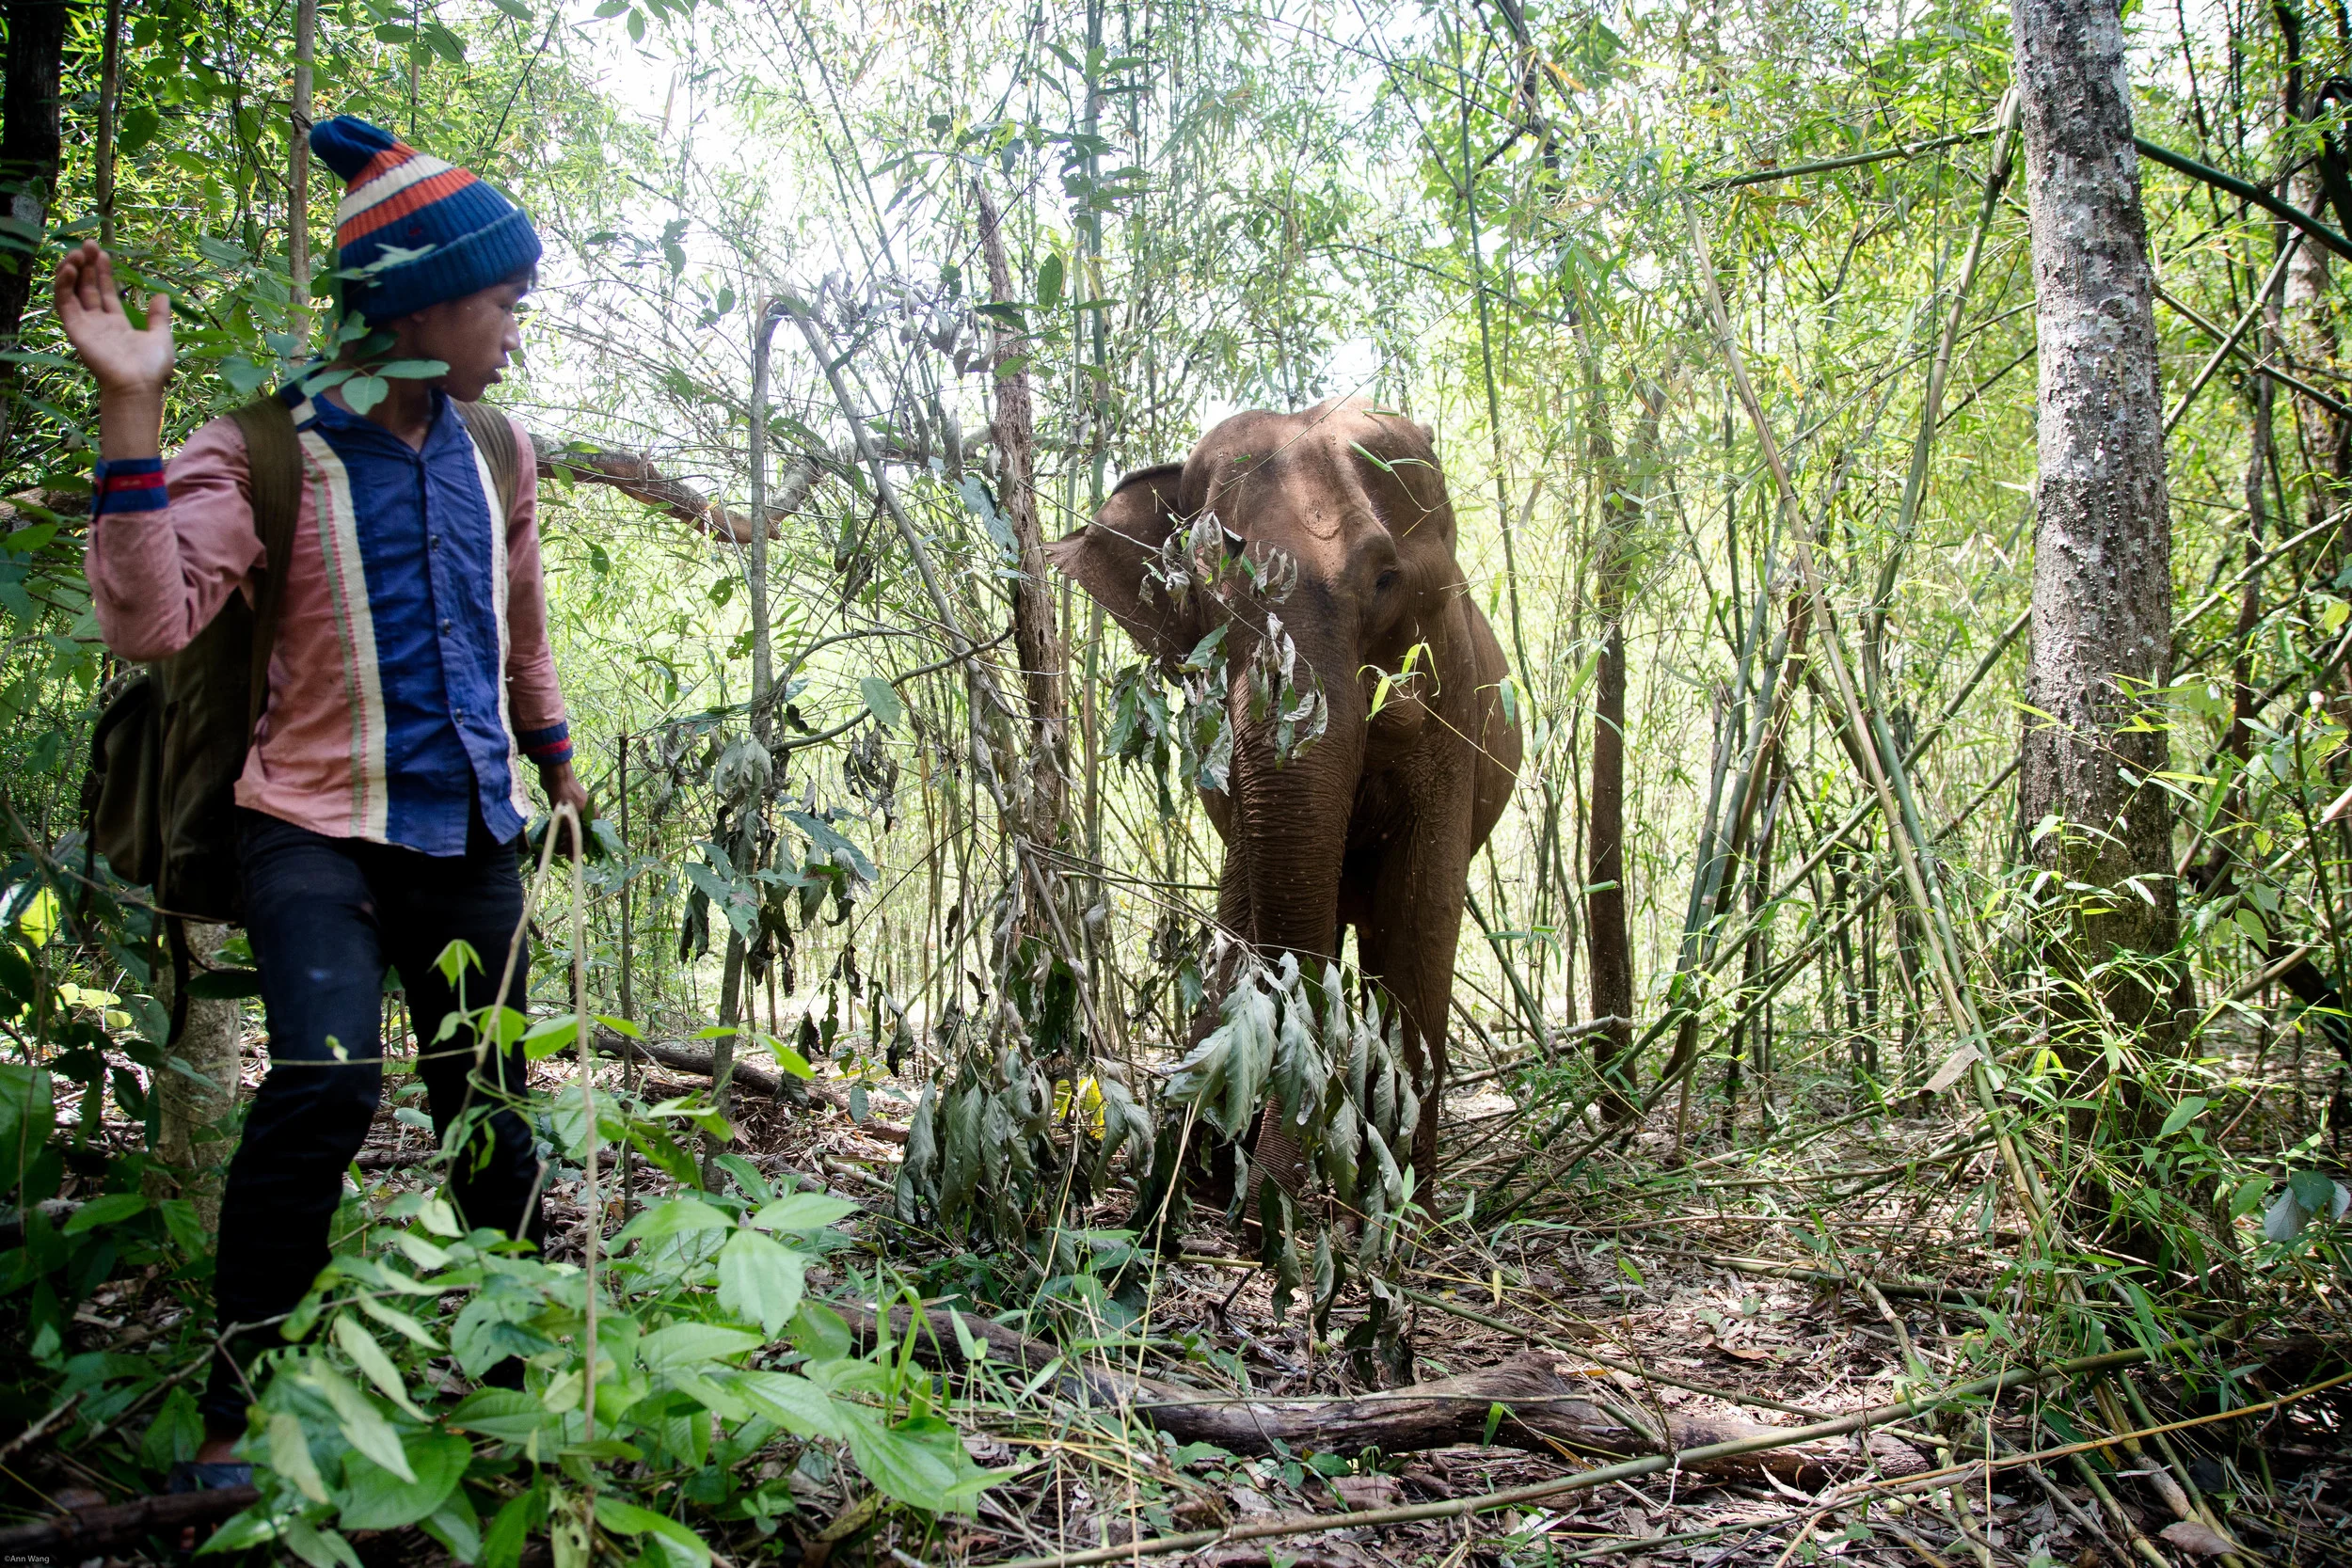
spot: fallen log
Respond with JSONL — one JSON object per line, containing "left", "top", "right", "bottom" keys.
{"left": 834, "top": 1302, "right": 1894, "bottom": 1484}
{"left": 976, "top": 1332, "right": 2226, "bottom": 1568}
{"left": 587, "top": 1030, "right": 909, "bottom": 1145}
{"left": 0, "top": 1484, "right": 259, "bottom": 1556}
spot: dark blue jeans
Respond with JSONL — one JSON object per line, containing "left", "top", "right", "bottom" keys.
{"left": 202, "top": 808, "right": 546, "bottom": 1429}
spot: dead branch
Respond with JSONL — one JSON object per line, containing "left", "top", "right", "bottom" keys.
{"left": 0, "top": 1484, "right": 259, "bottom": 1556}
{"left": 526, "top": 421, "right": 990, "bottom": 545}
{"left": 835, "top": 1301, "right": 1848, "bottom": 1482}
{"left": 529, "top": 434, "right": 751, "bottom": 539}
{"left": 970, "top": 1336, "right": 2208, "bottom": 1568}
{"left": 587, "top": 1029, "right": 908, "bottom": 1144}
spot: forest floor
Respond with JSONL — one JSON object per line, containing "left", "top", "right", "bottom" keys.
{"left": 30, "top": 1025, "right": 2352, "bottom": 1566}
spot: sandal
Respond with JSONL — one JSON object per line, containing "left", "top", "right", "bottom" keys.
{"left": 166, "top": 1459, "right": 255, "bottom": 1493}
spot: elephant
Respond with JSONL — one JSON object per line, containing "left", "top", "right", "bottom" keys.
{"left": 1047, "top": 397, "right": 1521, "bottom": 1190}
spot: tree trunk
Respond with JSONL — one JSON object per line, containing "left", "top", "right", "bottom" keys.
{"left": 1582, "top": 382, "right": 1638, "bottom": 1115}
{"left": 289, "top": 0, "right": 318, "bottom": 332}
{"left": 2012, "top": 0, "right": 2179, "bottom": 1042}
{"left": 973, "top": 182, "right": 1069, "bottom": 847}
{"left": 0, "top": 0, "right": 72, "bottom": 451}
{"left": 93, "top": 0, "right": 121, "bottom": 245}
{"left": 2272, "top": 6, "right": 2352, "bottom": 558}
{"left": 2283, "top": 161, "right": 2345, "bottom": 461}
{"left": 149, "top": 923, "right": 242, "bottom": 1232}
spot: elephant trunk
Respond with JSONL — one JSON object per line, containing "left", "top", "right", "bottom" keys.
{"left": 1226, "top": 617, "right": 1365, "bottom": 1212}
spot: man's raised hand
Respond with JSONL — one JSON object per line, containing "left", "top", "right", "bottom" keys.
{"left": 53, "top": 240, "right": 173, "bottom": 396}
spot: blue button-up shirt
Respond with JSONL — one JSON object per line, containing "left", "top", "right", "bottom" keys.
{"left": 294, "top": 389, "right": 564, "bottom": 852}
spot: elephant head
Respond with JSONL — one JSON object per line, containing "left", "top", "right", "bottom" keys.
{"left": 1048, "top": 397, "right": 1519, "bottom": 1180}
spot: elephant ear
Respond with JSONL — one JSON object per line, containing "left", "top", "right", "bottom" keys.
{"left": 1044, "top": 462, "right": 1204, "bottom": 663}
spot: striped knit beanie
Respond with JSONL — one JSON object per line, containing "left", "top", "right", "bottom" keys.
{"left": 309, "top": 115, "right": 541, "bottom": 324}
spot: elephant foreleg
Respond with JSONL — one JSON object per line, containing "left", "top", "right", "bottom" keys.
{"left": 1356, "top": 846, "right": 1469, "bottom": 1180}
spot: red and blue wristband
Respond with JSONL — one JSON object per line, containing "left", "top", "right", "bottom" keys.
{"left": 91, "top": 457, "right": 167, "bottom": 515}
{"left": 519, "top": 721, "right": 572, "bottom": 768}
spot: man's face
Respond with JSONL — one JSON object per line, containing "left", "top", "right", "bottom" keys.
{"left": 395, "top": 277, "right": 527, "bottom": 402}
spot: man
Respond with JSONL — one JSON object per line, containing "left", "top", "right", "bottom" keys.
{"left": 56, "top": 114, "right": 588, "bottom": 1471}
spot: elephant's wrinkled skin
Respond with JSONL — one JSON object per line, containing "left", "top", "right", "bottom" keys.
{"left": 1048, "top": 398, "right": 1521, "bottom": 1181}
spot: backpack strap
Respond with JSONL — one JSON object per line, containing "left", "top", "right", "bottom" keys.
{"left": 453, "top": 399, "right": 522, "bottom": 525}
{"left": 228, "top": 397, "right": 303, "bottom": 736}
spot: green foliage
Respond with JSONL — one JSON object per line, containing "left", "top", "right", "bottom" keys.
{"left": 192, "top": 1185, "right": 1009, "bottom": 1564}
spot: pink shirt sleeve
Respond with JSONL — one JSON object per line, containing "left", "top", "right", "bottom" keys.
{"left": 84, "top": 417, "right": 262, "bottom": 663}
{"left": 500, "top": 413, "right": 570, "bottom": 752}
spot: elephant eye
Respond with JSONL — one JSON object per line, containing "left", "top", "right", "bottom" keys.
{"left": 1375, "top": 569, "right": 1401, "bottom": 594}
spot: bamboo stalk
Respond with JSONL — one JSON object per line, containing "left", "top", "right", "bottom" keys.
{"left": 1687, "top": 202, "right": 2054, "bottom": 1235}
{"left": 563, "top": 802, "right": 599, "bottom": 1447}
{"left": 2164, "top": 232, "right": 2306, "bottom": 436}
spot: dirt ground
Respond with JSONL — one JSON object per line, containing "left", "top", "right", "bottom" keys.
{"left": 37, "top": 1024, "right": 2352, "bottom": 1567}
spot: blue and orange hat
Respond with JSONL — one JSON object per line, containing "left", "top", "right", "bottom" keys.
{"left": 309, "top": 115, "right": 541, "bottom": 323}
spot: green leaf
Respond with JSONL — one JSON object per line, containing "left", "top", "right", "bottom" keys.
{"left": 281, "top": 1518, "right": 363, "bottom": 1568}
{"left": 789, "top": 1302, "right": 853, "bottom": 1361}
{"left": 859, "top": 675, "right": 907, "bottom": 730}
{"left": 726, "top": 1369, "right": 846, "bottom": 1438}
{"left": 341, "top": 375, "right": 391, "bottom": 415}
{"left": 2229, "top": 1176, "right": 2270, "bottom": 1220}
{"left": 334, "top": 1313, "right": 425, "bottom": 1418}
{"left": 268, "top": 1410, "right": 329, "bottom": 1503}
{"left": 612, "top": 1196, "right": 732, "bottom": 1245}
{"left": 0, "top": 1063, "right": 49, "bottom": 1190}
{"left": 196, "top": 1502, "right": 281, "bottom": 1556}
{"left": 357, "top": 1294, "right": 441, "bottom": 1350}
{"left": 750, "top": 1192, "right": 858, "bottom": 1231}
{"left": 839, "top": 1408, "right": 1006, "bottom": 1514}
{"left": 593, "top": 1497, "right": 712, "bottom": 1567}
{"left": 717, "top": 1227, "right": 807, "bottom": 1336}
{"left": 447, "top": 1387, "right": 555, "bottom": 1444}
{"left": 2289, "top": 1168, "right": 2339, "bottom": 1216}
{"left": 62, "top": 1191, "right": 147, "bottom": 1232}
{"left": 521, "top": 1014, "right": 579, "bottom": 1061}
{"left": 338, "top": 1431, "right": 469, "bottom": 1530}
{"left": 482, "top": 1488, "right": 534, "bottom": 1568}
{"left": 220, "top": 355, "right": 269, "bottom": 396}
{"left": 308, "top": 1362, "right": 415, "bottom": 1482}
{"left": 2157, "top": 1095, "right": 2207, "bottom": 1139}
{"left": 373, "top": 358, "right": 449, "bottom": 380}
{"left": 421, "top": 1485, "right": 482, "bottom": 1563}
{"left": 414, "top": 1195, "right": 463, "bottom": 1237}
{"left": 118, "top": 103, "right": 160, "bottom": 154}
{"left": 395, "top": 1232, "right": 453, "bottom": 1272}
{"left": 1036, "top": 252, "right": 1066, "bottom": 309}
{"left": 637, "top": 1322, "right": 763, "bottom": 1372}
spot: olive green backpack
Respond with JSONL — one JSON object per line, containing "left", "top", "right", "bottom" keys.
{"left": 80, "top": 395, "right": 520, "bottom": 931}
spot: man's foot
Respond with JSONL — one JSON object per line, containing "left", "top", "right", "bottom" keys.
{"left": 169, "top": 1446, "right": 252, "bottom": 1552}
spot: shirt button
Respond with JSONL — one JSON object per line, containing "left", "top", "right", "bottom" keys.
{"left": 454, "top": 710, "right": 467, "bottom": 722}
{"left": 429, "top": 536, "right": 439, "bottom": 551}
{"left": 439, "top": 618, "right": 452, "bottom": 633}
